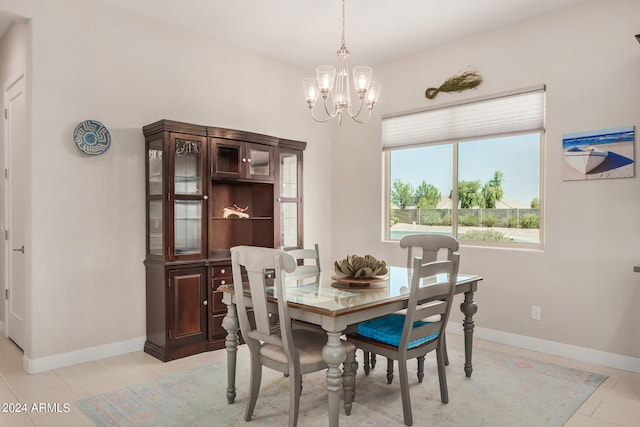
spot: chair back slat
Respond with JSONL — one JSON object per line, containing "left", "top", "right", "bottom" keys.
{"left": 414, "top": 300, "right": 447, "bottom": 319}
{"left": 231, "top": 246, "right": 297, "bottom": 353}
{"left": 289, "top": 265, "right": 320, "bottom": 275}
{"left": 245, "top": 270, "right": 273, "bottom": 336}
{"left": 414, "top": 281, "right": 451, "bottom": 301}
{"left": 287, "top": 243, "right": 321, "bottom": 275}
{"left": 400, "top": 234, "right": 459, "bottom": 267}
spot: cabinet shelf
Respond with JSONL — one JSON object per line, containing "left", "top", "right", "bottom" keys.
{"left": 211, "top": 216, "right": 273, "bottom": 221}
{"left": 175, "top": 175, "right": 201, "bottom": 182}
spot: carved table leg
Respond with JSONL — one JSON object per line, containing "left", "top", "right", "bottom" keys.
{"left": 322, "top": 330, "right": 346, "bottom": 427}
{"left": 222, "top": 302, "right": 240, "bottom": 404}
{"left": 460, "top": 289, "right": 478, "bottom": 378}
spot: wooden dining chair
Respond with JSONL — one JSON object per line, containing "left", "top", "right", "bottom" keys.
{"left": 365, "top": 234, "right": 460, "bottom": 380}
{"left": 230, "top": 246, "right": 357, "bottom": 427}
{"left": 347, "top": 254, "right": 460, "bottom": 426}
{"left": 287, "top": 243, "right": 321, "bottom": 275}
{"left": 399, "top": 234, "right": 459, "bottom": 365}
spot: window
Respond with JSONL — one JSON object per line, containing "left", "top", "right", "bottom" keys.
{"left": 384, "top": 87, "right": 545, "bottom": 247}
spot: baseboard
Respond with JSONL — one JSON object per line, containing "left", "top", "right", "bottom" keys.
{"left": 447, "top": 322, "right": 640, "bottom": 373}
{"left": 23, "top": 336, "right": 146, "bottom": 374}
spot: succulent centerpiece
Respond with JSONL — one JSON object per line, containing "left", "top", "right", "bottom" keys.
{"left": 334, "top": 254, "right": 388, "bottom": 279}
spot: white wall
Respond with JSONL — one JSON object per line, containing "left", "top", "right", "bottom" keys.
{"left": 332, "top": 0, "right": 640, "bottom": 365}
{"left": 0, "top": 0, "right": 332, "bottom": 371}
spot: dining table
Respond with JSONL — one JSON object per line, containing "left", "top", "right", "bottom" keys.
{"left": 219, "top": 266, "right": 482, "bottom": 427}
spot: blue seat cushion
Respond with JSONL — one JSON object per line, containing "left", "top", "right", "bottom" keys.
{"left": 356, "top": 314, "right": 439, "bottom": 349}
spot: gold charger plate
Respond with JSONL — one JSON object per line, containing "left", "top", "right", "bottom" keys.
{"left": 331, "top": 275, "right": 389, "bottom": 290}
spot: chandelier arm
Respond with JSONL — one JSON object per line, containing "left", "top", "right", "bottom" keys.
{"left": 306, "top": 97, "right": 337, "bottom": 123}
{"left": 347, "top": 96, "right": 366, "bottom": 119}
{"left": 322, "top": 95, "right": 339, "bottom": 119}
{"left": 350, "top": 108, "right": 372, "bottom": 124}
{"left": 309, "top": 109, "right": 333, "bottom": 123}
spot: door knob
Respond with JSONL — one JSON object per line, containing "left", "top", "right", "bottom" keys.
{"left": 12, "top": 245, "right": 24, "bottom": 253}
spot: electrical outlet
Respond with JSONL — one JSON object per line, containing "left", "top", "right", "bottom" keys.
{"left": 531, "top": 305, "right": 542, "bottom": 321}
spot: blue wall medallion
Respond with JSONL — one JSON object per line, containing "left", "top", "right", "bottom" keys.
{"left": 74, "top": 120, "right": 111, "bottom": 155}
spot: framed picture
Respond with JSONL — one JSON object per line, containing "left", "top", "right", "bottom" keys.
{"left": 562, "top": 126, "right": 635, "bottom": 181}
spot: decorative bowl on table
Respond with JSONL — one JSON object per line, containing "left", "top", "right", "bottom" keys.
{"left": 332, "top": 254, "right": 388, "bottom": 287}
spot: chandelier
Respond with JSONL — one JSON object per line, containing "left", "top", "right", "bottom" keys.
{"left": 303, "top": 0, "right": 381, "bottom": 125}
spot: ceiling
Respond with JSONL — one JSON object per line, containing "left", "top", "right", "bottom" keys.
{"left": 1, "top": 0, "right": 586, "bottom": 68}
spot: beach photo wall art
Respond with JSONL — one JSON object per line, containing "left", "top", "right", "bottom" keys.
{"left": 562, "top": 126, "right": 635, "bottom": 181}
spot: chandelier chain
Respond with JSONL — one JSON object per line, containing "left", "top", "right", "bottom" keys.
{"left": 341, "top": 0, "right": 346, "bottom": 48}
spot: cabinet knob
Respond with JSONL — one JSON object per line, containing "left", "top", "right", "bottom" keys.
{"left": 247, "top": 158, "right": 251, "bottom": 163}
{"left": 242, "top": 158, "right": 247, "bottom": 163}
{"left": 221, "top": 268, "right": 226, "bottom": 274}
{"left": 221, "top": 280, "right": 226, "bottom": 285}
{"left": 203, "top": 300, "right": 208, "bottom": 306}
{"left": 203, "top": 195, "right": 208, "bottom": 200}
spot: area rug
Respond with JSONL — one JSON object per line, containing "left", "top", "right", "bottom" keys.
{"left": 76, "top": 344, "right": 607, "bottom": 426}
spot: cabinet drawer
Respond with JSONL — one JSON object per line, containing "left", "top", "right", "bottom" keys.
{"left": 211, "top": 290, "right": 225, "bottom": 313}
{"left": 212, "top": 277, "right": 231, "bottom": 290}
{"left": 211, "top": 266, "right": 232, "bottom": 278}
{"left": 210, "top": 313, "right": 225, "bottom": 339}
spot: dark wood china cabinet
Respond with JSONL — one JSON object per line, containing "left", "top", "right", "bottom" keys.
{"left": 143, "top": 120, "right": 306, "bottom": 361}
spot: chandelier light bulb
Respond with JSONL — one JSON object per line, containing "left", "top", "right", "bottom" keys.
{"left": 316, "top": 65, "right": 336, "bottom": 92}
{"left": 366, "top": 81, "right": 381, "bottom": 105}
{"left": 353, "top": 66, "right": 372, "bottom": 92}
{"left": 303, "top": 78, "right": 319, "bottom": 105}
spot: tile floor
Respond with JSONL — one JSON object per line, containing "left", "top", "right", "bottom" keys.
{"left": 0, "top": 333, "right": 639, "bottom": 426}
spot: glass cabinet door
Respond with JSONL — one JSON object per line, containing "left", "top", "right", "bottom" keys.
{"left": 280, "top": 152, "right": 298, "bottom": 198}
{"left": 148, "top": 140, "right": 163, "bottom": 195}
{"left": 212, "top": 139, "right": 274, "bottom": 181}
{"left": 174, "top": 200, "right": 202, "bottom": 255}
{"left": 280, "top": 202, "right": 298, "bottom": 248}
{"left": 247, "top": 144, "right": 273, "bottom": 180}
{"left": 212, "top": 139, "right": 243, "bottom": 178}
{"left": 148, "top": 200, "right": 163, "bottom": 256}
{"left": 174, "top": 138, "right": 203, "bottom": 195}
{"left": 277, "top": 150, "right": 302, "bottom": 249}
{"left": 147, "top": 138, "right": 164, "bottom": 256}
{"left": 170, "top": 134, "right": 207, "bottom": 260}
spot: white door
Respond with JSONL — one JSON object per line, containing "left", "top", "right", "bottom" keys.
{"left": 5, "top": 75, "right": 27, "bottom": 349}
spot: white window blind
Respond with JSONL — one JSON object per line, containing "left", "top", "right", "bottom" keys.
{"left": 382, "top": 86, "right": 545, "bottom": 150}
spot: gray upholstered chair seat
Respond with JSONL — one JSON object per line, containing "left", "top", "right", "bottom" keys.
{"left": 261, "top": 329, "right": 355, "bottom": 367}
